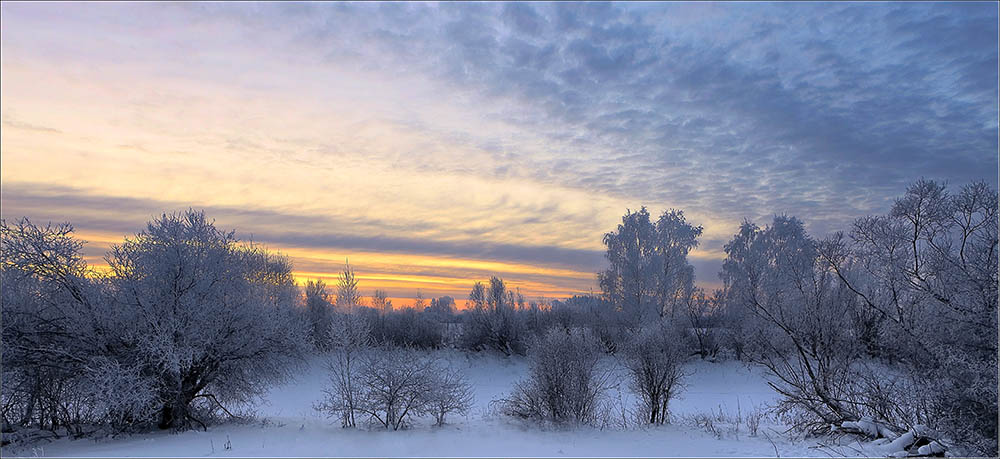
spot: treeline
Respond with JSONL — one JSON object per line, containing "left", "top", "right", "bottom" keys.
{"left": 1, "top": 179, "right": 996, "bottom": 456}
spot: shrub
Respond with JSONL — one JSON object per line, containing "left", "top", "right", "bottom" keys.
{"left": 623, "top": 325, "right": 688, "bottom": 424}
{"left": 499, "top": 329, "right": 611, "bottom": 425}
{"left": 316, "top": 347, "right": 473, "bottom": 430}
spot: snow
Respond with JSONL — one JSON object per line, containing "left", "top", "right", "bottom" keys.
{"left": 9, "top": 351, "right": 867, "bottom": 457}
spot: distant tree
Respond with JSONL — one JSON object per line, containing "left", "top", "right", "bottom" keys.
{"left": 336, "top": 261, "right": 362, "bottom": 310}
{"left": 371, "top": 289, "right": 392, "bottom": 314}
{"left": 461, "top": 277, "right": 525, "bottom": 356}
{"left": 306, "top": 279, "right": 333, "bottom": 350}
{"left": 685, "top": 289, "right": 721, "bottom": 359}
{"left": 413, "top": 289, "right": 426, "bottom": 311}
{"left": 428, "top": 296, "right": 455, "bottom": 317}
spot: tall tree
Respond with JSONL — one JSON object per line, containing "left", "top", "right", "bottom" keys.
{"left": 599, "top": 207, "right": 702, "bottom": 328}
{"left": 336, "top": 261, "right": 362, "bottom": 311}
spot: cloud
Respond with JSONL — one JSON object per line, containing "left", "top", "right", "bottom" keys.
{"left": 1, "top": 2, "right": 995, "bottom": 296}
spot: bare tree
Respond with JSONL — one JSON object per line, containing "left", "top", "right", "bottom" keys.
{"left": 320, "top": 310, "right": 372, "bottom": 428}
{"left": 426, "top": 364, "right": 474, "bottom": 427}
{"left": 685, "top": 289, "right": 721, "bottom": 359}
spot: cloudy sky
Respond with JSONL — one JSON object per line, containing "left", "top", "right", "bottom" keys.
{"left": 2, "top": 2, "right": 997, "bottom": 305}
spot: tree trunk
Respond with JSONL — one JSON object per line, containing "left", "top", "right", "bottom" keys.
{"left": 158, "top": 393, "right": 192, "bottom": 430}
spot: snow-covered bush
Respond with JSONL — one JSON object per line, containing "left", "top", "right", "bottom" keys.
{"left": 354, "top": 348, "right": 437, "bottom": 430}
{"left": 316, "top": 347, "right": 473, "bottom": 430}
{"left": 1, "top": 218, "right": 108, "bottom": 432}
{"left": 499, "top": 328, "right": 611, "bottom": 425}
{"left": 623, "top": 325, "right": 688, "bottom": 425}
{"left": 425, "top": 363, "right": 474, "bottom": 426}
{"left": 318, "top": 310, "right": 372, "bottom": 428}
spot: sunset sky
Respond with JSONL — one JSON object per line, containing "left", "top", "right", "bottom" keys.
{"left": 2, "top": 2, "right": 997, "bottom": 306}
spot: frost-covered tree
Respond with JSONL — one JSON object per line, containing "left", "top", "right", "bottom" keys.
{"left": 500, "top": 328, "right": 611, "bottom": 425}
{"left": 322, "top": 309, "right": 372, "bottom": 428}
{"left": 306, "top": 279, "right": 333, "bottom": 350}
{"left": 412, "top": 289, "right": 426, "bottom": 311}
{"left": 653, "top": 210, "right": 703, "bottom": 320}
{"left": 599, "top": 208, "right": 702, "bottom": 330}
{"left": 720, "top": 215, "right": 862, "bottom": 433}
{"left": 106, "top": 210, "right": 308, "bottom": 430}
{"left": 426, "top": 363, "right": 474, "bottom": 426}
{"left": 623, "top": 326, "right": 688, "bottom": 424}
{"left": 461, "top": 277, "right": 525, "bottom": 355}
{"left": 820, "top": 180, "right": 998, "bottom": 455}
{"left": 371, "top": 289, "right": 392, "bottom": 314}
{"left": 598, "top": 208, "right": 658, "bottom": 328}
{"left": 335, "top": 261, "right": 362, "bottom": 310}
{"left": 2, "top": 212, "right": 308, "bottom": 434}
{"left": 316, "top": 346, "right": 472, "bottom": 430}
{"left": 0, "top": 218, "right": 124, "bottom": 432}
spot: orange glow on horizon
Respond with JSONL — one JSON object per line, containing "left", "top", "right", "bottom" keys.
{"left": 70, "top": 230, "right": 598, "bottom": 303}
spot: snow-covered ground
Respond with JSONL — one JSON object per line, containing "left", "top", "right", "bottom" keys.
{"left": 10, "top": 351, "right": 876, "bottom": 457}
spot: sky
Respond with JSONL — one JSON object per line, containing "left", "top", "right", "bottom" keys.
{"left": 2, "top": 2, "right": 997, "bottom": 306}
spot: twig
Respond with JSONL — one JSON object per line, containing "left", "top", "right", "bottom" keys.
{"left": 763, "top": 430, "right": 781, "bottom": 458}
{"left": 196, "top": 393, "right": 239, "bottom": 420}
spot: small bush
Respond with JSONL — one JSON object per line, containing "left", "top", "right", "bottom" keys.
{"left": 316, "top": 347, "right": 473, "bottom": 430}
{"left": 624, "top": 326, "right": 688, "bottom": 425}
{"left": 499, "top": 329, "right": 611, "bottom": 425}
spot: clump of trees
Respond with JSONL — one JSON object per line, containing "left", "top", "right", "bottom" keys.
{"left": 598, "top": 208, "right": 703, "bottom": 328}
{"left": 461, "top": 277, "right": 527, "bottom": 356}
{"left": 1, "top": 211, "right": 308, "bottom": 436}
{"left": 718, "top": 179, "right": 997, "bottom": 457}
